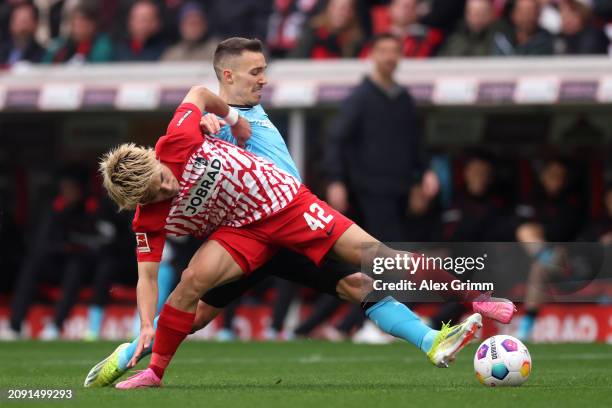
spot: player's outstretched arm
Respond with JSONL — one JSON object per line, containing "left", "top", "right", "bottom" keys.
{"left": 129, "top": 261, "right": 160, "bottom": 368}
{"left": 182, "top": 86, "right": 251, "bottom": 146}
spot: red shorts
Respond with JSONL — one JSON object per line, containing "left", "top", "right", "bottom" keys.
{"left": 209, "top": 186, "right": 354, "bottom": 274}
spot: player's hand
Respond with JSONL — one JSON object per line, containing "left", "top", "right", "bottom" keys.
{"left": 230, "top": 116, "right": 252, "bottom": 148}
{"left": 128, "top": 325, "right": 155, "bottom": 368}
{"left": 200, "top": 113, "right": 226, "bottom": 135}
{"left": 327, "top": 182, "right": 349, "bottom": 213}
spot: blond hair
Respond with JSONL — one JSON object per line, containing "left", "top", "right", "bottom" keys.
{"left": 99, "top": 143, "right": 158, "bottom": 210}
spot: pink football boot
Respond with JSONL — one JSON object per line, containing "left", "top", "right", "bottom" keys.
{"left": 115, "top": 368, "right": 162, "bottom": 389}
{"left": 472, "top": 292, "right": 517, "bottom": 324}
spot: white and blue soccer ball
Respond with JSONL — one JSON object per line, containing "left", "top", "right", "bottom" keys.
{"left": 474, "top": 335, "right": 532, "bottom": 387}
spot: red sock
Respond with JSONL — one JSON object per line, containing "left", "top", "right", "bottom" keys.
{"left": 149, "top": 304, "right": 195, "bottom": 379}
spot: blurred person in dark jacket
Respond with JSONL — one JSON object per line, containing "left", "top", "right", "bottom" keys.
{"left": 115, "top": 0, "right": 166, "bottom": 62}
{"left": 161, "top": 2, "right": 219, "bottom": 61}
{"left": 419, "top": 0, "right": 467, "bottom": 33}
{"left": 441, "top": 153, "right": 507, "bottom": 242}
{"left": 8, "top": 166, "right": 101, "bottom": 340}
{"left": 289, "top": 0, "right": 367, "bottom": 59}
{"left": 493, "top": 0, "right": 555, "bottom": 56}
{"left": 43, "top": 3, "right": 114, "bottom": 64}
{"left": 324, "top": 33, "right": 438, "bottom": 242}
{"left": 554, "top": 0, "right": 609, "bottom": 54}
{"left": 438, "top": 0, "right": 500, "bottom": 56}
{"left": 0, "top": 2, "right": 44, "bottom": 65}
{"left": 429, "top": 153, "right": 508, "bottom": 329}
{"left": 514, "top": 158, "right": 585, "bottom": 340}
{"left": 207, "top": 0, "right": 272, "bottom": 42}
{"left": 83, "top": 196, "right": 136, "bottom": 340}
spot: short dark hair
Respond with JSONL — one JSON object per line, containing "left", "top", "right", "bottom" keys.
{"left": 371, "top": 33, "right": 402, "bottom": 48}
{"left": 71, "top": 3, "right": 99, "bottom": 22}
{"left": 213, "top": 37, "right": 264, "bottom": 80}
{"left": 11, "top": 2, "right": 39, "bottom": 22}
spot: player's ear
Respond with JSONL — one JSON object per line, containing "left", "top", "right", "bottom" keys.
{"left": 223, "top": 69, "right": 234, "bottom": 85}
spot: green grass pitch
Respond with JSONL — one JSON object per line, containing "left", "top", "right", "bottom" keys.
{"left": 1, "top": 341, "right": 611, "bottom": 408}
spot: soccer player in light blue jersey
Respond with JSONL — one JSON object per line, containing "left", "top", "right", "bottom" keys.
{"left": 213, "top": 104, "right": 301, "bottom": 181}
{"left": 85, "top": 37, "right": 514, "bottom": 388}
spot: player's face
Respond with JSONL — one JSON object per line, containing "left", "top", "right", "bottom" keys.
{"left": 540, "top": 162, "right": 567, "bottom": 197}
{"left": 464, "top": 159, "right": 492, "bottom": 196}
{"left": 228, "top": 51, "right": 268, "bottom": 106}
{"left": 143, "top": 163, "right": 180, "bottom": 205}
{"left": 372, "top": 38, "right": 401, "bottom": 78}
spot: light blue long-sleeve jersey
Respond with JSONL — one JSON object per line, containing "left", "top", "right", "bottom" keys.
{"left": 215, "top": 104, "right": 301, "bottom": 182}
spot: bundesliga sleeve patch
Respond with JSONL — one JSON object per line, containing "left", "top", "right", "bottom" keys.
{"left": 176, "top": 109, "right": 193, "bottom": 127}
{"left": 135, "top": 232, "right": 151, "bottom": 253}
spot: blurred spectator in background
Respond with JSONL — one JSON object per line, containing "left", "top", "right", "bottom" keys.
{"left": 161, "top": 1, "right": 218, "bottom": 61}
{"left": 579, "top": 183, "right": 612, "bottom": 244}
{"left": 538, "top": 0, "right": 563, "bottom": 34}
{"left": 514, "top": 158, "right": 585, "bottom": 340}
{"left": 83, "top": 197, "right": 135, "bottom": 340}
{"left": 115, "top": 0, "right": 166, "bottom": 61}
{"left": 493, "top": 0, "right": 554, "bottom": 55}
{"left": 441, "top": 152, "right": 507, "bottom": 242}
{"left": 0, "top": 0, "right": 31, "bottom": 40}
{"left": 8, "top": 166, "right": 100, "bottom": 340}
{"left": 157, "top": 0, "right": 193, "bottom": 45}
{"left": 405, "top": 183, "right": 440, "bottom": 242}
{"left": 368, "top": 0, "right": 444, "bottom": 58}
{"left": 432, "top": 152, "right": 507, "bottom": 328}
{"left": 325, "top": 33, "right": 437, "bottom": 241}
{"left": 0, "top": 2, "right": 45, "bottom": 65}
{"left": 43, "top": 3, "right": 114, "bottom": 63}
{"left": 207, "top": 0, "right": 272, "bottom": 42}
{"left": 289, "top": 0, "right": 366, "bottom": 58}
{"left": 516, "top": 158, "right": 584, "bottom": 244}
{"left": 419, "top": 0, "right": 467, "bottom": 33}
{"left": 267, "top": 0, "right": 318, "bottom": 58}
{"left": 554, "top": 0, "right": 609, "bottom": 54}
{"left": 438, "top": 0, "right": 500, "bottom": 56}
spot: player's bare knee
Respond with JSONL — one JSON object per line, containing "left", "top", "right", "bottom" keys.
{"left": 176, "top": 267, "right": 209, "bottom": 299}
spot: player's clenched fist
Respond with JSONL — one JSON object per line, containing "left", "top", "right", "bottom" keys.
{"left": 200, "top": 113, "right": 225, "bottom": 135}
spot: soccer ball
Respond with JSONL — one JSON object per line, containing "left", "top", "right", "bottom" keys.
{"left": 473, "top": 335, "right": 531, "bottom": 387}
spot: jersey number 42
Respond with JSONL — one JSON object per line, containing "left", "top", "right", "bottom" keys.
{"left": 303, "top": 203, "right": 334, "bottom": 231}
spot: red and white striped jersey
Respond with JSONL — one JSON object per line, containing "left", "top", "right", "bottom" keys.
{"left": 132, "top": 103, "right": 300, "bottom": 262}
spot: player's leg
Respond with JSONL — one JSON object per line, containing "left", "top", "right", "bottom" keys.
{"left": 145, "top": 241, "right": 243, "bottom": 379}
{"left": 86, "top": 246, "right": 274, "bottom": 388}
{"left": 330, "top": 222, "right": 515, "bottom": 321}
{"left": 328, "top": 224, "right": 484, "bottom": 366}
{"left": 116, "top": 232, "right": 273, "bottom": 389}
{"left": 84, "top": 248, "right": 182, "bottom": 387}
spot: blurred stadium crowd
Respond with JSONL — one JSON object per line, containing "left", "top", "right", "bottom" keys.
{"left": 1, "top": 0, "right": 612, "bottom": 342}
{"left": 1, "top": 0, "right": 612, "bottom": 66}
